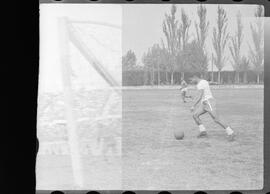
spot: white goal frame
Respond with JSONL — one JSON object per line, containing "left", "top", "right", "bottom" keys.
{"left": 58, "top": 17, "right": 121, "bottom": 188}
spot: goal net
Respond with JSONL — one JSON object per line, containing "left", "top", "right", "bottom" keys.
{"left": 37, "top": 16, "right": 122, "bottom": 189}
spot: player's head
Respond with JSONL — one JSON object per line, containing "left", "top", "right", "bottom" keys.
{"left": 189, "top": 73, "right": 201, "bottom": 84}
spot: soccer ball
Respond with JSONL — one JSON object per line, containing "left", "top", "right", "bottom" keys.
{"left": 174, "top": 130, "right": 184, "bottom": 140}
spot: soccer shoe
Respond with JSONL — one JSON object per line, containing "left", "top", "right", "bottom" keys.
{"left": 227, "top": 133, "right": 236, "bottom": 142}
{"left": 197, "top": 131, "right": 207, "bottom": 138}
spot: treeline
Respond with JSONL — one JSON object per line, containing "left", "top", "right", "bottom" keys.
{"left": 122, "top": 5, "right": 264, "bottom": 86}
{"left": 123, "top": 70, "right": 264, "bottom": 86}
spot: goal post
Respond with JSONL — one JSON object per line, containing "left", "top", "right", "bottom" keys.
{"left": 58, "top": 17, "right": 84, "bottom": 188}
{"left": 57, "top": 16, "right": 121, "bottom": 188}
{"left": 67, "top": 21, "right": 121, "bottom": 94}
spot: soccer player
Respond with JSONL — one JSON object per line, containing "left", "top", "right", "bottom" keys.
{"left": 180, "top": 78, "right": 192, "bottom": 103}
{"left": 190, "top": 74, "right": 235, "bottom": 141}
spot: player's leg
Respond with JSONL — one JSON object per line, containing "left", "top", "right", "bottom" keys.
{"left": 181, "top": 90, "right": 186, "bottom": 103}
{"left": 192, "top": 104, "right": 207, "bottom": 137}
{"left": 204, "top": 99, "right": 229, "bottom": 129}
{"left": 185, "top": 89, "right": 192, "bottom": 99}
{"left": 204, "top": 99, "right": 235, "bottom": 140}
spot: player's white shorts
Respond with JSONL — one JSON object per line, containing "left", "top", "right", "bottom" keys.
{"left": 181, "top": 88, "right": 188, "bottom": 92}
{"left": 201, "top": 98, "right": 216, "bottom": 112}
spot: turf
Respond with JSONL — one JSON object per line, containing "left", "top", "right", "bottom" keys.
{"left": 122, "top": 88, "right": 263, "bottom": 190}
{"left": 36, "top": 155, "right": 122, "bottom": 190}
{"left": 36, "top": 88, "right": 263, "bottom": 190}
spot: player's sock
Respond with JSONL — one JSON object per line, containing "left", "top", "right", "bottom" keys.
{"left": 197, "top": 125, "right": 207, "bottom": 138}
{"left": 225, "top": 126, "right": 234, "bottom": 135}
{"left": 199, "top": 124, "right": 206, "bottom": 132}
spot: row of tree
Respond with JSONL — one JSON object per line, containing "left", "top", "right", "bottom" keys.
{"left": 122, "top": 5, "right": 264, "bottom": 85}
{"left": 123, "top": 70, "right": 263, "bottom": 86}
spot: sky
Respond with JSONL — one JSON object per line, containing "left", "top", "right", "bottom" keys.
{"left": 122, "top": 4, "right": 262, "bottom": 71}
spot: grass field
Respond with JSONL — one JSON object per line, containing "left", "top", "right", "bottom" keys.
{"left": 36, "top": 88, "right": 263, "bottom": 190}
{"left": 36, "top": 89, "right": 122, "bottom": 190}
{"left": 122, "top": 88, "right": 263, "bottom": 190}
{"left": 36, "top": 155, "right": 122, "bottom": 190}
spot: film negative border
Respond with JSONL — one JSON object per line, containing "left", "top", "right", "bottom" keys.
{"left": 36, "top": 1, "right": 270, "bottom": 194}
{"left": 39, "top": 0, "right": 270, "bottom": 6}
